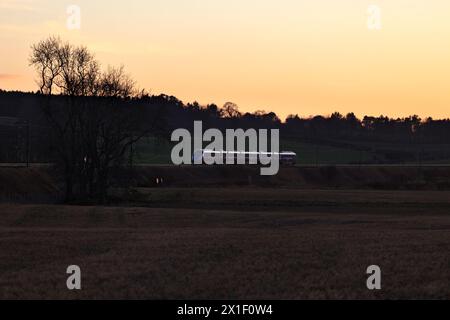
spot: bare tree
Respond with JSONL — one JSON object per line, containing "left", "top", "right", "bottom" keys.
{"left": 30, "top": 36, "right": 150, "bottom": 202}
{"left": 29, "top": 36, "right": 61, "bottom": 95}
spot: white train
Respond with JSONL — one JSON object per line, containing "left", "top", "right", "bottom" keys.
{"left": 192, "top": 150, "right": 297, "bottom": 165}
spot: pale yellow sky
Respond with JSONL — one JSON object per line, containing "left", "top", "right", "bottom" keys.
{"left": 1, "top": 0, "right": 450, "bottom": 119}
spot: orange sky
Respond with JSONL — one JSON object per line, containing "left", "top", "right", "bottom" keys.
{"left": 1, "top": 0, "right": 450, "bottom": 120}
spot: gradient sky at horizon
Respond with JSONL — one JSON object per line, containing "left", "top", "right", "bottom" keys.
{"left": 1, "top": 0, "right": 450, "bottom": 120}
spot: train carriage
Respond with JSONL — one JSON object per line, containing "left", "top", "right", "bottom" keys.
{"left": 192, "top": 150, "right": 297, "bottom": 166}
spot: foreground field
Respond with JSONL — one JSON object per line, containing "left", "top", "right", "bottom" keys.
{"left": 119, "top": 188, "right": 450, "bottom": 210}
{"left": 3, "top": 165, "right": 450, "bottom": 204}
{"left": 0, "top": 190, "right": 449, "bottom": 299}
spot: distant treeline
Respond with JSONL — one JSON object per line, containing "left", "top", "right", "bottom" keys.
{"left": 1, "top": 89, "right": 450, "bottom": 145}
{"left": 2, "top": 89, "right": 450, "bottom": 201}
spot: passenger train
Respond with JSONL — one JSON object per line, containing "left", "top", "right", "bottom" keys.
{"left": 192, "top": 150, "right": 297, "bottom": 166}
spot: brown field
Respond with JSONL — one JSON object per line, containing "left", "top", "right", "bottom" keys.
{"left": 0, "top": 188, "right": 449, "bottom": 299}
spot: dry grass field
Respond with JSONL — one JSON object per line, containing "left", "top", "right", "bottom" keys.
{"left": 0, "top": 188, "right": 449, "bottom": 299}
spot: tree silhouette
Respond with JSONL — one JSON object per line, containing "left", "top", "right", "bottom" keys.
{"left": 29, "top": 36, "right": 151, "bottom": 202}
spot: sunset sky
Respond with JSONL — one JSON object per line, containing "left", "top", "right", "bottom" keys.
{"left": 1, "top": 0, "right": 450, "bottom": 120}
